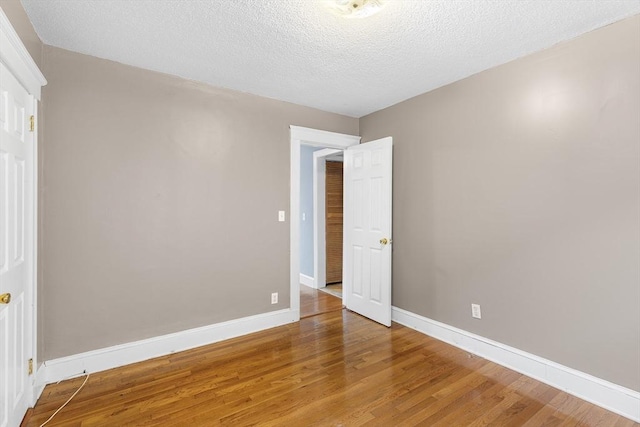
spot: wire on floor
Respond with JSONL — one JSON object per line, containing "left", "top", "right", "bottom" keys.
{"left": 39, "top": 371, "right": 90, "bottom": 427}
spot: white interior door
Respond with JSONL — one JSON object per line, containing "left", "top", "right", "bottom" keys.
{"left": 0, "top": 61, "right": 34, "bottom": 427}
{"left": 343, "top": 137, "right": 392, "bottom": 326}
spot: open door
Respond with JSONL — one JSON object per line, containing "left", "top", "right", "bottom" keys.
{"left": 0, "top": 61, "right": 35, "bottom": 427}
{"left": 343, "top": 137, "right": 392, "bottom": 326}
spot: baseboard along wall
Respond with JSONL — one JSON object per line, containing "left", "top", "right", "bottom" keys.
{"left": 300, "top": 273, "right": 315, "bottom": 288}
{"left": 39, "top": 308, "right": 297, "bottom": 386}
{"left": 35, "top": 304, "right": 638, "bottom": 422}
{"left": 391, "top": 306, "right": 640, "bottom": 423}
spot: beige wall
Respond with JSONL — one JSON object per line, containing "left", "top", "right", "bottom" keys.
{"left": 360, "top": 16, "right": 640, "bottom": 391}
{"left": 40, "top": 46, "right": 358, "bottom": 359}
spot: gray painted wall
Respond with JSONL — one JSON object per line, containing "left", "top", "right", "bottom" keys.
{"left": 300, "top": 145, "right": 322, "bottom": 278}
{"left": 39, "top": 46, "right": 358, "bottom": 360}
{"left": 360, "top": 16, "right": 640, "bottom": 391}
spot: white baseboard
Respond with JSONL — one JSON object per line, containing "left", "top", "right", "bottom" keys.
{"left": 392, "top": 306, "right": 640, "bottom": 423}
{"left": 34, "top": 305, "right": 639, "bottom": 422}
{"left": 40, "top": 308, "right": 296, "bottom": 386}
{"left": 300, "top": 273, "right": 315, "bottom": 288}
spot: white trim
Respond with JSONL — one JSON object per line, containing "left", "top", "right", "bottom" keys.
{"left": 290, "top": 126, "right": 360, "bottom": 148}
{"left": 290, "top": 138, "right": 302, "bottom": 317}
{"left": 0, "top": 9, "right": 46, "bottom": 99}
{"left": 30, "top": 95, "right": 39, "bottom": 407}
{"left": 33, "top": 368, "right": 46, "bottom": 403}
{"left": 290, "top": 126, "right": 360, "bottom": 322}
{"left": 39, "top": 309, "right": 296, "bottom": 385}
{"left": 26, "top": 94, "right": 39, "bottom": 407}
{"left": 300, "top": 273, "right": 315, "bottom": 288}
{"left": 313, "top": 148, "right": 341, "bottom": 290}
{"left": 392, "top": 306, "right": 640, "bottom": 423}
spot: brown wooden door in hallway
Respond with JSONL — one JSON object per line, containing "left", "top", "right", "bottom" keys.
{"left": 325, "top": 160, "right": 343, "bottom": 284}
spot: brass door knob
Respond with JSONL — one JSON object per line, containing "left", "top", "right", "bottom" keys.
{"left": 380, "top": 238, "right": 389, "bottom": 245}
{"left": 0, "top": 293, "right": 10, "bottom": 304}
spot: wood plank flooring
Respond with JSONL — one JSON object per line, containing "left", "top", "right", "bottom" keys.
{"left": 300, "top": 284, "right": 343, "bottom": 318}
{"left": 26, "top": 309, "right": 638, "bottom": 426}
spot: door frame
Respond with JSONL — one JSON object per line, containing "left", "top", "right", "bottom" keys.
{"left": 290, "top": 126, "right": 359, "bottom": 320}
{"left": 0, "top": 9, "right": 47, "bottom": 407}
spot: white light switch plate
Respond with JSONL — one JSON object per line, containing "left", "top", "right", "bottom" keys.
{"left": 278, "top": 211, "right": 285, "bottom": 222}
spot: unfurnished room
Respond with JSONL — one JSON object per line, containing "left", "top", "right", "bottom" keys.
{"left": 0, "top": 0, "right": 639, "bottom": 425}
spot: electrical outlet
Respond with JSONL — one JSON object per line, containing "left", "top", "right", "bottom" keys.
{"left": 471, "top": 304, "right": 481, "bottom": 319}
{"left": 271, "top": 292, "right": 278, "bottom": 304}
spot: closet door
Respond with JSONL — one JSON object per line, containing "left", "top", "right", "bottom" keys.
{"left": 325, "top": 161, "right": 343, "bottom": 284}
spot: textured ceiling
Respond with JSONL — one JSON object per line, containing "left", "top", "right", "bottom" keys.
{"left": 20, "top": 0, "right": 640, "bottom": 118}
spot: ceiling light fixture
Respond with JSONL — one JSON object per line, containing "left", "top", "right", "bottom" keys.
{"left": 325, "top": 0, "right": 387, "bottom": 19}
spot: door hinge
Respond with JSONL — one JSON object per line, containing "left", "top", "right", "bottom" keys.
{"left": 28, "top": 358, "right": 33, "bottom": 375}
{"left": 29, "top": 115, "right": 35, "bottom": 132}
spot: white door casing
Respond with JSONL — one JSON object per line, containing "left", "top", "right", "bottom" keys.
{"left": 343, "top": 137, "right": 393, "bottom": 326}
{"left": 0, "top": 61, "right": 34, "bottom": 427}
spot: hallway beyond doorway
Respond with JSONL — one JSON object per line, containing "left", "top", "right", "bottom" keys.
{"left": 319, "top": 282, "right": 342, "bottom": 299}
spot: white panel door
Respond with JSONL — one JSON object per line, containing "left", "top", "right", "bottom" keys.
{"left": 0, "top": 61, "right": 34, "bottom": 427}
{"left": 343, "top": 137, "right": 392, "bottom": 326}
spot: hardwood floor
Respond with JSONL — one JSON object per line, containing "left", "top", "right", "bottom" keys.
{"left": 26, "top": 310, "right": 637, "bottom": 426}
{"left": 300, "top": 284, "right": 343, "bottom": 318}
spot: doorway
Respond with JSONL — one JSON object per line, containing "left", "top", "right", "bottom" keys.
{"left": 291, "top": 127, "right": 393, "bottom": 327}
{"left": 289, "top": 126, "right": 360, "bottom": 320}
{"left": 310, "top": 148, "right": 343, "bottom": 294}
{"left": 299, "top": 145, "right": 345, "bottom": 318}
{"left": 319, "top": 155, "right": 343, "bottom": 299}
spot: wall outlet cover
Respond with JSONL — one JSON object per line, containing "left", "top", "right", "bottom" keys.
{"left": 471, "top": 304, "right": 482, "bottom": 319}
